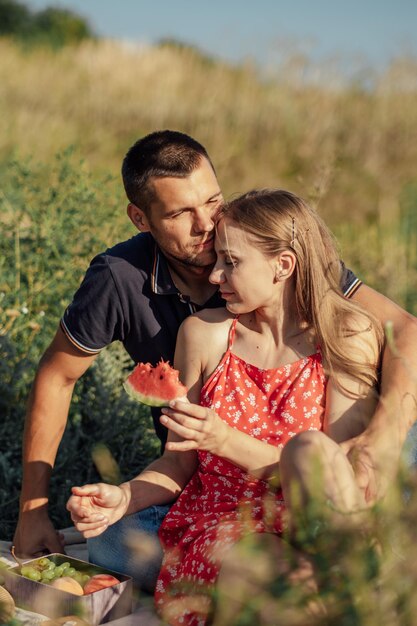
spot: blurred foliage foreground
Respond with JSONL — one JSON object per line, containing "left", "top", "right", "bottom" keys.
{"left": 209, "top": 468, "right": 417, "bottom": 626}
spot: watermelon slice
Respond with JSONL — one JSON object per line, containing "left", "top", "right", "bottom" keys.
{"left": 123, "top": 359, "right": 188, "bottom": 407}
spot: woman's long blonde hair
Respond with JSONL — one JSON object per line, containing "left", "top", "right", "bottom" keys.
{"left": 221, "top": 189, "right": 383, "bottom": 390}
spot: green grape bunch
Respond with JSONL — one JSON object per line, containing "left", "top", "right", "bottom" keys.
{"left": 19, "top": 557, "right": 91, "bottom": 588}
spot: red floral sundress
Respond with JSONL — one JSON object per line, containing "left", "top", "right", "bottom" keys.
{"left": 155, "top": 317, "right": 326, "bottom": 625}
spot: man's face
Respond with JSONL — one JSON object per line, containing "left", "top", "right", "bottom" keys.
{"left": 141, "top": 158, "right": 223, "bottom": 269}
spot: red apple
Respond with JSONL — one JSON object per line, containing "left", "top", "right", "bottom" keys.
{"left": 83, "top": 574, "right": 120, "bottom": 595}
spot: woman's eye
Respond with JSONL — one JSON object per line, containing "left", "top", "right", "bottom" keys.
{"left": 224, "top": 258, "right": 236, "bottom": 266}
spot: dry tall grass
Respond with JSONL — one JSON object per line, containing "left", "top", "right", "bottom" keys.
{"left": 0, "top": 39, "right": 416, "bottom": 207}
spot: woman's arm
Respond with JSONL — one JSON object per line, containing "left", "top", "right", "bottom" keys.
{"left": 67, "top": 444, "right": 198, "bottom": 538}
{"left": 115, "top": 312, "right": 221, "bottom": 517}
{"left": 116, "top": 312, "right": 215, "bottom": 517}
{"left": 121, "top": 314, "right": 211, "bottom": 514}
{"left": 66, "top": 315, "right": 209, "bottom": 538}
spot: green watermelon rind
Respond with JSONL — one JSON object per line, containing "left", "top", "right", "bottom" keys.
{"left": 123, "top": 380, "right": 171, "bottom": 407}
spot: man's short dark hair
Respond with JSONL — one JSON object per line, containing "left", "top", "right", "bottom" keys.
{"left": 122, "top": 130, "right": 215, "bottom": 213}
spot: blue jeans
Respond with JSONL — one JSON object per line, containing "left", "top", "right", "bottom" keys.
{"left": 87, "top": 504, "right": 170, "bottom": 592}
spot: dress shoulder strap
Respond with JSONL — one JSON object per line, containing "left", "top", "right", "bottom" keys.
{"left": 228, "top": 316, "right": 239, "bottom": 350}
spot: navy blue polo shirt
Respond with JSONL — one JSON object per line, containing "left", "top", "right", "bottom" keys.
{"left": 61, "top": 233, "right": 224, "bottom": 446}
{"left": 61, "top": 232, "right": 362, "bottom": 447}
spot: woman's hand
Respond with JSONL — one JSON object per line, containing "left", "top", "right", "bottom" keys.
{"left": 160, "top": 400, "right": 230, "bottom": 455}
{"left": 66, "top": 482, "right": 130, "bottom": 539}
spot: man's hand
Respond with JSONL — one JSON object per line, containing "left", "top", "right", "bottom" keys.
{"left": 160, "top": 400, "right": 230, "bottom": 456}
{"left": 13, "top": 508, "right": 65, "bottom": 559}
{"left": 66, "top": 483, "right": 130, "bottom": 539}
{"left": 340, "top": 427, "right": 401, "bottom": 504}
{"left": 14, "top": 327, "right": 100, "bottom": 556}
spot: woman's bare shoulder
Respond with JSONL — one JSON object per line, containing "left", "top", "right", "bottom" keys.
{"left": 182, "top": 307, "right": 233, "bottom": 330}
{"left": 178, "top": 308, "right": 233, "bottom": 354}
{"left": 176, "top": 309, "right": 234, "bottom": 378}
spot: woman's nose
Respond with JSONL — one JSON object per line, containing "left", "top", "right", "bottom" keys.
{"left": 209, "top": 265, "right": 225, "bottom": 285}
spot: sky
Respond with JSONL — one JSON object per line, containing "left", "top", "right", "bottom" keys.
{"left": 25, "top": 0, "right": 417, "bottom": 73}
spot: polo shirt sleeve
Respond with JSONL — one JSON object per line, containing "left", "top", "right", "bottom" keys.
{"left": 60, "top": 254, "right": 125, "bottom": 354}
{"left": 341, "top": 264, "right": 362, "bottom": 298}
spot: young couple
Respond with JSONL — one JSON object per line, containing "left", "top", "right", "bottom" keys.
{"left": 15, "top": 131, "right": 417, "bottom": 624}
{"left": 66, "top": 140, "right": 410, "bottom": 624}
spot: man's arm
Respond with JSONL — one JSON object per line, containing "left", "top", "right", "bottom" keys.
{"left": 343, "top": 285, "right": 417, "bottom": 501}
{"left": 13, "top": 326, "right": 98, "bottom": 558}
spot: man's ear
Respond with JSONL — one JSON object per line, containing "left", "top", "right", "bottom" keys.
{"left": 127, "top": 203, "right": 150, "bottom": 232}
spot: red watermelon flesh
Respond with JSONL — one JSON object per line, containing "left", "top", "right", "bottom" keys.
{"left": 123, "top": 360, "right": 188, "bottom": 407}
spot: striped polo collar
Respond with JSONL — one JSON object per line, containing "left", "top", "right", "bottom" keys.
{"left": 151, "top": 242, "right": 182, "bottom": 296}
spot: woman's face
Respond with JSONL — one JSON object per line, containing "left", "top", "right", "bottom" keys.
{"left": 209, "top": 217, "right": 278, "bottom": 314}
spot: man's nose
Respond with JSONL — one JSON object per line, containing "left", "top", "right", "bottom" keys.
{"left": 193, "top": 207, "right": 215, "bottom": 233}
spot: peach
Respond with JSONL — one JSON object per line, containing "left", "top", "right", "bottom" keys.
{"left": 83, "top": 573, "right": 120, "bottom": 595}
{"left": 50, "top": 576, "right": 84, "bottom": 595}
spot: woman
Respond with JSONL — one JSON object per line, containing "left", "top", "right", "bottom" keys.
{"left": 68, "top": 189, "right": 382, "bottom": 625}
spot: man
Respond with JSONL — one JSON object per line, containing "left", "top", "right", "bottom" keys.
{"left": 13, "top": 130, "right": 417, "bottom": 588}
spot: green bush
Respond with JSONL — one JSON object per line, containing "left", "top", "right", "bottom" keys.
{"left": 0, "top": 151, "right": 159, "bottom": 538}
{"left": 0, "top": 0, "right": 31, "bottom": 37}
{"left": 0, "top": 0, "right": 94, "bottom": 47}
{"left": 32, "top": 7, "right": 93, "bottom": 47}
